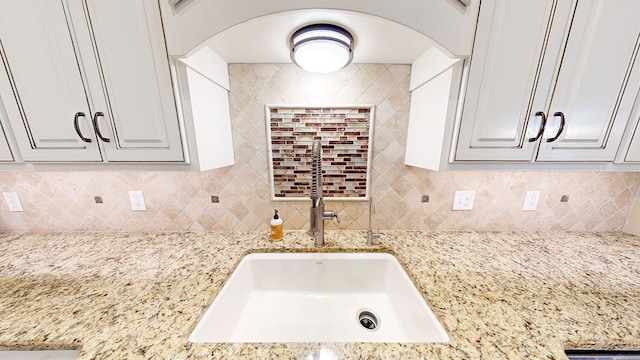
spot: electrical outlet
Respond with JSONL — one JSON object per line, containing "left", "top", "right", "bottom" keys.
{"left": 128, "top": 190, "right": 146, "bottom": 211}
{"left": 523, "top": 191, "right": 540, "bottom": 211}
{"left": 452, "top": 190, "right": 475, "bottom": 211}
{"left": 3, "top": 192, "right": 24, "bottom": 212}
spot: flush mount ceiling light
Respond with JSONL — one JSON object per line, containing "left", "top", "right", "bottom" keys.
{"left": 290, "top": 23, "right": 354, "bottom": 73}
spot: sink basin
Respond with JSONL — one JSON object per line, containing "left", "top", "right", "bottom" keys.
{"left": 189, "top": 252, "right": 449, "bottom": 343}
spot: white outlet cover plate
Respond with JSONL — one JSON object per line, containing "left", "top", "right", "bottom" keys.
{"left": 128, "top": 190, "right": 146, "bottom": 211}
{"left": 452, "top": 190, "right": 475, "bottom": 211}
{"left": 523, "top": 191, "right": 541, "bottom": 211}
{"left": 3, "top": 192, "right": 24, "bottom": 212}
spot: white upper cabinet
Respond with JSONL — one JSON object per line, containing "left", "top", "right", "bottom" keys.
{"left": 78, "top": 0, "right": 183, "bottom": 162}
{"left": 0, "top": 89, "right": 15, "bottom": 162}
{"left": 623, "top": 122, "right": 640, "bottom": 162}
{"left": 0, "top": 1, "right": 102, "bottom": 161}
{"left": 455, "top": 0, "right": 568, "bottom": 161}
{"left": 618, "top": 91, "right": 640, "bottom": 163}
{"left": 0, "top": 0, "right": 183, "bottom": 162}
{"left": 536, "top": 0, "right": 640, "bottom": 161}
{"left": 0, "top": 133, "right": 12, "bottom": 162}
{"left": 0, "top": 108, "right": 13, "bottom": 162}
{"left": 456, "top": 0, "right": 640, "bottom": 163}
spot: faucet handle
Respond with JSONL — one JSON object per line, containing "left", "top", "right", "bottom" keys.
{"left": 323, "top": 210, "right": 340, "bottom": 223}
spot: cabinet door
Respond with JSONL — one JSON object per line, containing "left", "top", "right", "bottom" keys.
{"left": 0, "top": 0, "right": 102, "bottom": 162}
{"left": 0, "top": 108, "right": 13, "bottom": 162}
{"left": 0, "top": 95, "right": 13, "bottom": 161}
{"left": 74, "top": 0, "right": 184, "bottom": 162}
{"left": 455, "top": 0, "right": 574, "bottom": 161}
{"left": 537, "top": 0, "right": 640, "bottom": 161}
{"left": 0, "top": 131, "right": 12, "bottom": 161}
{"left": 624, "top": 121, "right": 640, "bottom": 162}
{"left": 620, "top": 97, "right": 640, "bottom": 162}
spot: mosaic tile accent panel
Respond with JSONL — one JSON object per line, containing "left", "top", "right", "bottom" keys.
{"left": 267, "top": 106, "right": 373, "bottom": 199}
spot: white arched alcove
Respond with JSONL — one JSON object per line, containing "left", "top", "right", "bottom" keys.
{"left": 168, "top": 1, "right": 470, "bottom": 173}
{"left": 199, "top": 9, "right": 435, "bottom": 65}
{"left": 159, "top": 0, "right": 478, "bottom": 58}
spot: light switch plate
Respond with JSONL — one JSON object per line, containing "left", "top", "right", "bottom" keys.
{"left": 523, "top": 191, "right": 541, "bottom": 211}
{"left": 3, "top": 192, "right": 24, "bottom": 212}
{"left": 128, "top": 190, "right": 146, "bottom": 211}
{"left": 452, "top": 190, "right": 475, "bottom": 211}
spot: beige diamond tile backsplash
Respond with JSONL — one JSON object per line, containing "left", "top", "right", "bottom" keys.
{"left": 0, "top": 63, "right": 639, "bottom": 232}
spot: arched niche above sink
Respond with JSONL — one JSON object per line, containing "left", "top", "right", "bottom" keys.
{"left": 159, "top": 1, "right": 479, "bottom": 58}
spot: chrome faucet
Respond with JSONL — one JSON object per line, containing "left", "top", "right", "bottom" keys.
{"left": 366, "top": 196, "right": 382, "bottom": 246}
{"left": 308, "top": 140, "right": 339, "bottom": 248}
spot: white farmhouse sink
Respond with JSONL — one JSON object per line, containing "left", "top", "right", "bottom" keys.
{"left": 189, "top": 252, "right": 449, "bottom": 343}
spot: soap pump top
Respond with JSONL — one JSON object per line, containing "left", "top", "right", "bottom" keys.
{"left": 271, "top": 209, "right": 282, "bottom": 227}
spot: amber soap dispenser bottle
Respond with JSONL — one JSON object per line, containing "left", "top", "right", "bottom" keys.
{"left": 270, "top": 209, "right": 283, "bottom": 240}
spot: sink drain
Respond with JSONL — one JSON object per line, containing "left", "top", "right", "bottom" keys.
{"left": 357, "top": 309, "right": 380, "bottom": 331}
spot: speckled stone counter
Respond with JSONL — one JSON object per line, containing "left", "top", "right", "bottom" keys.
{"left": 0, "top": 231, "right": 638, "bottom": 359}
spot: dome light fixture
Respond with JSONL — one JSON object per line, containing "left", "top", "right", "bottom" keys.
{"left": 290, "top": 23, "right": 354, "bottom": 73}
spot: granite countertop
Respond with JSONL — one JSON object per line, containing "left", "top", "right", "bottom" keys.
{"left": 0, "top": 230, "right": 638, "bottom": 359}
